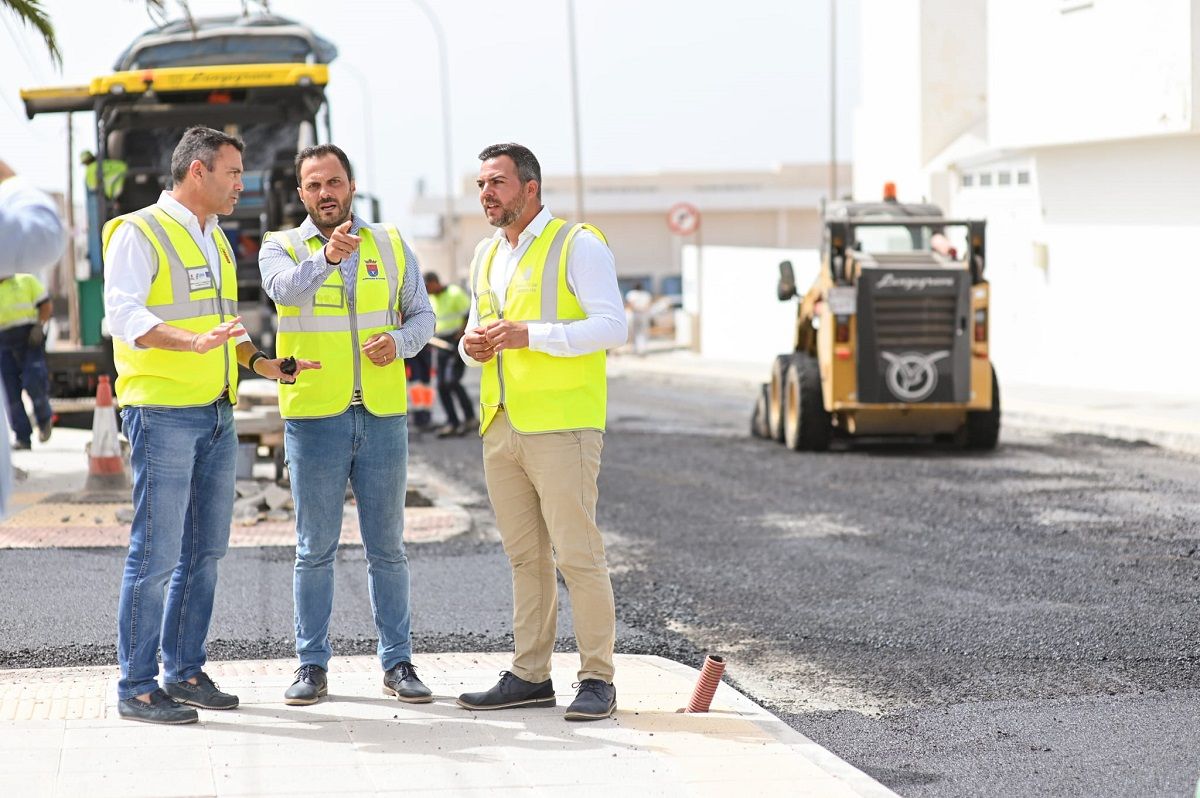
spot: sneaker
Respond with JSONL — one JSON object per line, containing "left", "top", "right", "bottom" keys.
{"left": 456, "top": 671, "right": 556, "bottom": 711}
{"left": 455, "top": 419, "right": 477, "bottom": 437}
{"left": 284, "top": 664, "right": 328, "bottom": 706}
{"left": 434, "top": 423, "right": 458, "bottom": 438}
{"left": 117, "top": 688, "right": 198, "bottom": 725}
{"left": 383, "top": 661, "right": 434, "bottom": 703}
{"left": 564, "top": 679, "right": 616, "bottom": 721}
{"left": 11, "top": 440, "right": 30, "bottom": 451}
{"left": 164, "top": 671, "right": 239, "bottom": 710}
{"left": 36, "top": 418, "right": 52, "bottom": 444}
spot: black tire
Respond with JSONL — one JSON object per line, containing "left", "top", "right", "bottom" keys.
{"left": 964, "top": 366, "right": 1001, "bottom": 450}
{"left": 751, "top": 383, "right": 770, "bottom": 439}
{"left": 767, "top": 354, "right": 791, "bottom": 442}
{"left": 783, "top": 353, "right": 832, "bottom": 451}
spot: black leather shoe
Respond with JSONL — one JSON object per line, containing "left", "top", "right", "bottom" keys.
{"left": 456, "top": 671, "right": 556, "bottom": 711}
{"left": 564, "top": 679, "right": 616, "bottom": 721}
{"left": 164, "top": 671, "right": 238, "bottom": 710}
{"left": 117, "top": 688, "right": 198, "bottom": 725}
{"left": 284, "top": 664, "right": 328, "bottom": 705}
{"left": 383, "top": 661, "right": 433, "bottom": 703}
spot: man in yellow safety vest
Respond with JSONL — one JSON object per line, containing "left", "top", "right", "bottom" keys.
{"left": 103, "top": 126, "right": 317, "bottom": 725}
{"left": 423, "top": 271, "right": 476, "bottom": 437}
{"left": 258, "top": 144, "right": 436, "bottom": 707}
{"left": 0, "top": 272, "right": 54, "bottom": 448}
{"left": 455, "top": 142, "right": 627, "bottom": 721}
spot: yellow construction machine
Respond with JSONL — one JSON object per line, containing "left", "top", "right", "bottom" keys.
{"left": 751, "top": 187, "right": 999, "bottom": 450}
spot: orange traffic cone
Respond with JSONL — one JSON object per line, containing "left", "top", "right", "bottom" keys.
{"left": 84, "top": 375, "right": 129, "bottom": 492}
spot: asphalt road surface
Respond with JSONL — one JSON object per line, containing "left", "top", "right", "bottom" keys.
{"left": 2, "top": 367, "right": 1197, "bottom": 797}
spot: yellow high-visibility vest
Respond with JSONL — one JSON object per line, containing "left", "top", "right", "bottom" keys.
{"left": 102, "top": 206, "right": 239, "bottom": 407}
{"left": 472, "top": 218, "right": 608, "bottom": 435}
{"left": 0, "top": 274, "right": 47, "bottom": 330}
{"left": 266, "top": 224, "right": 408, "bottom": 419}
{"left": 430, "top": 283, "right": 471, "bottom": 336}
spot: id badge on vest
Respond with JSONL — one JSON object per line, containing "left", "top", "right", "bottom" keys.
{"left": 187, "top": 266, "right": 214, "bottom": 293}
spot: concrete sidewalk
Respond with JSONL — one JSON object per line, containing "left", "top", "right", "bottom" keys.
{"left": 0, "top": 653, "right": 897, "bottom": 798}
{"left": 608, "top": 349, "right": 1200, "bottom": 456}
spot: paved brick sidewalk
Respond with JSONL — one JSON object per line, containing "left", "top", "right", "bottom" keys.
{"left": 4, "top": 429, "right": 472, "bottom": 549}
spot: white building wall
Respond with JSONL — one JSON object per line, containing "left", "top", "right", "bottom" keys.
{"left": 919, "top": 0, "right": 988, "bottom": 164}
{"left": 989, "top": 0, "right": 1195, "bottom": 148}
{"left": 681, "top": 246, "right": 820, "bottom": 365}
{"left": 953, "top": 134, "right": 1200, "bottom": 396}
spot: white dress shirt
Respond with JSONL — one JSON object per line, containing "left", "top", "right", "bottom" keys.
{"left": 104, "top": 191, "right": 251, "bottom": 349}
{"left": 460, "top": 206, "right": 626, "bottom": 365}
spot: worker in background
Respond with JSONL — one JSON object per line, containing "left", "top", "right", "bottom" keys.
{"left": 423, "top": 271, "right": 476, "bottom": 437}
{"left": 258, "top": 144, "right": 436, "bottom": 708}
{"left": 456, "top": 142, "right": 626, "bottom": 721}
{"left": 0, "top": 273, "right": 54, "bottom": 448}
{"left": 0, "top": 158, "right": 66, "bottom": 516}
{"left": 623, "top": 280, "right": 653, "bottom": 357}
{"left": 82, "top": 150, "right": 128, "bottom": 269}
{"left": 81, "top": 150, "right": 128, "bottom": 203}
{"left": 105, "top": 127, "right": 314, "bottom": 725}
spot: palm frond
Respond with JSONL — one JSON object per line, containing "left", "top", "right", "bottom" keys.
{"left": 3, "top": 0, "right": 62, "bottom": 68}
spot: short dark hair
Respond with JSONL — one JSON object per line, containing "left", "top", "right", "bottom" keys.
{"left": 423, "top": 271, "right": 441, "bottom": 285}
{"left": 170, "top": 126, "right": 244, "bottom": 184}
{"left": 295, "top": 144, "right": 354, "bottom": 186}
{"left": 478, "top": 142, "right": 541, "bottom": 198}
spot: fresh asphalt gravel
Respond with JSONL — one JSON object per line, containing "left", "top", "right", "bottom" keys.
{"left": 2, "top": 367, "right": 1197, "bottom": 797}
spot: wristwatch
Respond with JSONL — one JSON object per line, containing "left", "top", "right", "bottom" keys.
{"left": 247, "top": 350, "right": 267, "bottom": 374}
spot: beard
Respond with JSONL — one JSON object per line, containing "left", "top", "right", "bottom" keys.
{"left": 488, "top": 192, "right": 527, "bottom": 228}
{"left": 307, "top": 196, "right": 352, "bottom": 229}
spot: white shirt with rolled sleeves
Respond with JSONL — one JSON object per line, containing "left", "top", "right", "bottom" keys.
{"left": 459, "top": 206, "right": 627, "bottom": 365}
{"left": 103, "top": 191, "right": 251, "bottom": 349}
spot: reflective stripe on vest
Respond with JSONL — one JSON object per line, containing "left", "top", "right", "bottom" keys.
{"left": 473, "top": 218, "right": 608, "bottom": 435}
{"left": 0, "top": 274, "right": 46, "bottom": 329}
{"left": 102, "top": 206, "right": 239, "bottom": 407}
{"left": 268, "top": 223, "right": 408, "bottom": 419}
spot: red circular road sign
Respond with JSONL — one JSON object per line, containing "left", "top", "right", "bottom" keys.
{"left": 667, "top": 202, "right": 700, "bottom": 235}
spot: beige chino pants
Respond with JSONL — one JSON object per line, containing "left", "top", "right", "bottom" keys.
{"left": 482, "top": 409, "right": 616, "bottom": 684}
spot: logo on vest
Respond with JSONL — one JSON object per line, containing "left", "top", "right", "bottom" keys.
{"left": 365, "top": 259, "right": 380, "bottom": 278}
{"left": 187, "top": 267, "right": 214, "bottom": 293}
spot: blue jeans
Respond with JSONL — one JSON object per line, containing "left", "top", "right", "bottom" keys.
{"left": 0, "top": 339, "right": 52, "bottom": 445}
{"left": 116, "top": 400, "right": 235, "bottom": 700}
{"left": 286, "top": 408, "right": 412, "bottom": 670}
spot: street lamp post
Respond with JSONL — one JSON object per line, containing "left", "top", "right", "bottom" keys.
{"left": 829, "top": 0, "right": 838, "bottom": 202}
{"left": 566, "top": 0, "right": 585, "bottom": 220}
{"left": 412, "top": 0, "right": 458, "bottom": 278}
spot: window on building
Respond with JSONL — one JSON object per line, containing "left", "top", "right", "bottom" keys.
{"left": 961, "top": 174, "right": 974, "bottom": 188}
{"left": 1017, "top": 171, "right": 1031, "bottom": 185}
{"left": 979, "top": 173, "right": 993, "bottom": 187}
{"left": 998, "top": 171, "right": 1012, "bottom": 186}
